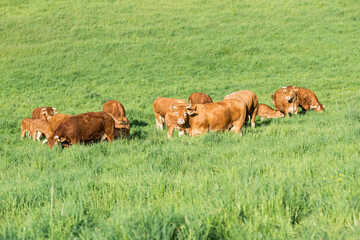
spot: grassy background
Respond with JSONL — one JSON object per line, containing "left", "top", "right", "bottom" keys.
{"left": 1, "top": 0, "right": 360, "bottom": 238}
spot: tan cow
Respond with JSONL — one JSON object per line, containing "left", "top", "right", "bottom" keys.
{"left": 46, "top": 112, "right": 115, "bottom": 149}
{"left": 152, "top": 97, "right": 186, "bottom": 130}
{"left": 166, "top": 100, "right": 247, "bottom": 137}
{"left": 223, "top": 90, "right": 259, "bottom": 128}
{"left": 30, "top": 119, "right": 53, "bottom": 143}
{"left": 48, "top": 113, "right": 72, "bottom": 132}
{"left": 21, "top": 118, "right": 33, "bottom": 139}
{"left": 284, "top": 86, "right": 325, "bottom": 114}
{"left": 257, "top": 104, "right": 284, "bottom": 120}
{"left": 188, "top": 92, "right": 213, "bottom": 104}
{"left": 271, "top": 87, "right": 299, "bottom": 117}
{"left": 32, "top": 107, "right": 58, "bottom": 121}
{"left": 102, "top": 100, "right": 130, "bottom": 139}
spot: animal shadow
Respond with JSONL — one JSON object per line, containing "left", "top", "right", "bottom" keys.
{"left": 131, "top": 119, "right": 149, "bottom": 127}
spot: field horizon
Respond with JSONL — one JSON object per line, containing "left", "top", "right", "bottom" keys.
{"left": 1, "top": 0, "right": 360, "bottom": 239}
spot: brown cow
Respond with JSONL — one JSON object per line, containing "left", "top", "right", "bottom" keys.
{"left": 271, "top": 87, "right": 299, "bottom": 117}
{"left": 152, "top": 97, "right": 186, "bottom": 130}
{"left": 32, "top": 107, "right": 58, "bottom": 121}
{"left": 284, "top": 86, "right": 325, "bottom": 114}
{"left": 48, "top": 113, "right": 72, "bottom": 132}
{"left": 102, "top": 100, "right": 130, "bottom": 139}
{"left": 21, "top": 118, "right": 33, "bottom": 139}
{"left": 188, "top": 92, "right": 213, "bottom": 104}
{"left": 257, "top": 104, "right": 284, "bottom": 120}
{"left": 30, "top": 119, "right": 53, "bottom": 142}
{"left": 166, "top": 100, "right": 246, "bottom": 137}
{"left": 165, "top": 109, "right": 186, "bottom": 138}
{"left": 46, "top": 112, "right": 115, "bottom": 149}
{"left": 223, "top": 90, "right": 259, "bottom": 128}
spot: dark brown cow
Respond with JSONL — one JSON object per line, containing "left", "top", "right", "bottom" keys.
{"left": 271, "top": 87, "right": 299, "bottom": 117}
{"left": 188, "top": 92, "right": 213, "bottom": 104}
{"left": 32, "top": 107, "right": 58, "bottom": 121}
{"left": 257, "top": 104, "right": 284, "bottom": 120}
{"left": 21, "top": 118, "right": 33, "bottom": 139}
{"left": 166, "top": 100, "right": 246, "bottom": 137}
{"left": 223, "top": 90, "right": 259, "bottom": 128}
{"left": 46, "top": 112, "right": 115, "bottom": 149}
{"left": 284, "top": 86, "right": 325, "bottom": 114}
{"left": 30, "top": 119, "right": 52, "bottom": 142}
{"left": 102, "top": 100, "right": 130, "bottom": 139}
{"left": 152, "top": 97, "right": 186, "bottom": 130}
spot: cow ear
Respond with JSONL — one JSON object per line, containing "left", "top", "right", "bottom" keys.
{"left": 171, "top": 105, "right": 177, "bottom": 110}
{"left": 187, "top": 106, "right": 197, "bottom": 115}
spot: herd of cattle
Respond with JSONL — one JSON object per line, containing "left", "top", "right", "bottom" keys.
{"left": 20, "top": 85, "right": 325, "bottom": 149}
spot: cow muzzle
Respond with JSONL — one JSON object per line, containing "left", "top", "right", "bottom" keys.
{"left": 177, "top": 118, "right": 185, "bottom": 125}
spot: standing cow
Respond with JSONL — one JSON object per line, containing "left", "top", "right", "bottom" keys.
{"left": 166, "top": 100, "right": 247, "bottom": 137}
{"left": 32, "top": 107, "right": 58, "bottom": 121}
{"left": 284, "top": 86, "right": 325, "bottom": 114}
{"left": 30, "top": 119, "right": 53, "bottom": 142}
{"left": 188, "top": 92, "right": 213, "bottom": 104}
{"left": 46, "top": 112, "right": 115, "bottom": 149}
{"left": 152, "top": 97, "right": 186, "bottom": 130}
{"left": 103, "top": 100, "right": 130, "bottom": 139}
{"left": 21, "top": 118, "right": 33, "bottom": 139}
{"left": 224, "top": 90, "right": 259, "bottom": 128}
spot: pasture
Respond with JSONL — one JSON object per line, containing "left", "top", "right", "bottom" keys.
{"left": 1, "top": 0, "right": 360, "bottom": 238}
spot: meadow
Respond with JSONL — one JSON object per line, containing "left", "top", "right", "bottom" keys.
{"left": 1, "top": 0, "right": 360, "bottom": 238}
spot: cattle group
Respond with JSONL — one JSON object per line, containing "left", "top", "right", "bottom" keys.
{"left": 20, "top": 85, "right": 325, "bottom": 149}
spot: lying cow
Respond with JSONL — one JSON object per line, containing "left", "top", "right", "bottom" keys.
{"left": 257, "top": 104, "right": 284, "bottom": 120}
{"left": 103, "top": 100, "right": 130, "bottom": 139}
{"left": 271, "top": 87, "right": 299, "bottom": 117}
{"left": 188, "top": 92, "right": 213, "bottom": 104}
{"left": 21, "top": 118, "right": 33, "bottom": 139}
{"left": 32, "top": 107, "right": 58, "bottom": 121}
{"left": 223, "top": 90, "right": 259, "bottom": 128}
{"left": 166, "top": 100, "right": 246, "bottom": 137}
{"left": 284, "top": 86, "right": 325, "bottom": 114}
{"left": 46, "top": 112, "right": 115, "bottom": 149}
{"left": 152, "top": 97, "right": 186, "bottom": 130}
{"left": 30, "top": 119, "right": 53, "bottom": 143}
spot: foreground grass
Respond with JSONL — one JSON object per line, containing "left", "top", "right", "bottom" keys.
{"left": 1, "top": 0, "right": 360, "bottom": 238}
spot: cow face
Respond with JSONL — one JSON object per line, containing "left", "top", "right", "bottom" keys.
{"left": 47, "top": 135, "right": 65, "bottom": 149}
{"left": 312, "top": 103, "right": 325, "bottom": 112}
{"left": 114, "top": 116, "right": 130, "bottom": 130}
{"left": 168, "top": 104, "right": 196, "bottom": 126}
{"left": 282, "top": 88, "right": 296, "bottom": 102}
{"left": 42, "top": 107, "right": 57, "bottom": 120}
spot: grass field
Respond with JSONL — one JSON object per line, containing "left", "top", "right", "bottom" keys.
{"left": 1, "top": 0, "right": 360, "bottom": 238}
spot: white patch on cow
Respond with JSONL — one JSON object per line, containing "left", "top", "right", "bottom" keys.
{"left": 282, "top": 87, "right": 286, "bottom": 89}
{"left": 251, "top": 122, "right": 255, "bottom": 128}
{"left": 36, "top": 131, "right": 42, "bottom": 141}
{"left": 177, "top": 118, "right": 185, "bottom": 125}
{"left": 42, "top": 139, "right": 48, "bottom": 145}
{"left": 285, "top": 96, "right": 290, "bottom": 100}
{"left": 42, "top": 108, "right": 46, "bottom": 110}
{"left": 101, "top": 134, "right": 107, "bottom": 142}
{"left": 179, "top": 130, "right": 184, "bottom": 137}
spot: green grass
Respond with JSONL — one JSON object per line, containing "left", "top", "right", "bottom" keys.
{"left": 1, "top": 0, "right": 360, "bottom": 238}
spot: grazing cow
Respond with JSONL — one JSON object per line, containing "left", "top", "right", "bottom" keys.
{"left": 30, "top": 119, "right": 53, "bottom": 142}
{"left": 46, "top": 112, "right": 115, "bottom": 149}
{"left": 257, "top": 104, "right": 284, "bottom": 120}
{"left": 223, "top": 90, "right": 259, "bottom": 128}
{"left": 152, "top": 97, "right": 186, "bottom": 130}
{"left": 32, "top": 107, "right": 58, "bottom": 121}
{"left": 21, "top": 118, "right": 33, "bottom": 139}
{"left": 102, "top": 100, "right": 130, "bottom": 139}
{"left": 166, "top": 100, "right": 246, "bottom": 137}
{"left": 271, "top": 87, "right": 299, "bottom": 117}
{"left": 188, "top": 92, "right": 213, "bottom": 104}
{"left": 284, "top": 86, "right": 325, "bottom": 114}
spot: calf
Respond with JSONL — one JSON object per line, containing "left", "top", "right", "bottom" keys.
{"left": 32, "top": 107, "right": 58, "bottom": 121}
{"left": 103, "top": 100, "right": 130, "bottom": 139}
{"left": 46, "top": 112, "right": 115, "bottom": 149}
{"left": 188, "top": 92, "right": 213, "bottom": 104}
{"left": 166, "top": 100, "right": 246, "bottom": 137}
{"left": 152, "top": 97, "right": 186, "bottom": 130}
{"left": 21, "top": 118, "right": 33, "bottom": 139}
{"left": 223, "top": 90, "right": 259, "bottom": 128}
{"left": 284, "top": 86, "right": 325, "bottom": 114}
{"left": 30, "top": 119, "right": 53, "bottom": 142}
{"left": 271, "top": 87, "right": 299, "bottom": 117}
{"left": 257, "top": 104, "right": 284, "bottom": 120}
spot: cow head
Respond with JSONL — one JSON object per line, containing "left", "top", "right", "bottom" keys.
{"left": 282, "top": 88, "right": 297, "bottom": 102}
{"left": 42, "top": 107, "right": 57, "bottom": 121}
{"left": 114, "top": 116, "right": 130, "bottom": 130}
{"left": 47, "top": 135, "right": 66, "bottom": 149}
{"left": 167, "top": 103, "right": 197, "bottom": 127}
{"left": 274, "top": 110, "right": 285, "bottom": 118}
{"left": 311, "top": 103, "right": 325, "bottom": 112}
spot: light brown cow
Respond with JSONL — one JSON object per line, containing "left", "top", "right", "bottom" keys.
{"left": 46, "top": 112, "right": 115, "bottom": 149}
{"left": 102, "top": 100, "right": 130, "bottom": 139}
{"left": 257, "top": 104, "right": 284, "bottom": 120}
{"left": 21, "top": 118, "right": 33, "bottom": 139}
{"left": 284, "top": 86, "right": 325, "bottom": 114}
{"left": 188, "top": 92, "right": 213, "bottom": 105}
{"left": 32, "top": 107, "right": 58, "bottom": 121}
{"left": 165, "top": 109, "right": 186, "bottom": 138}
{"left": 30, "top": 119, "right": 53, "bottom": 142}
{"left": 271, "top": 87, "right": 299, "bottom": 117}
{"left": 152, "top": 97, "right": 186, "bottom": 130}
{"left": 166, "top": 100, "right": 247, "bottom": 137}
{"left": 223, "top": 90, "right": 259, "bottom": 128}
{"left": 48, "top": 113, "right": 72, "bottom": 132}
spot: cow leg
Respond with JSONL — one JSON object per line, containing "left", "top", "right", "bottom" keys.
{"left": 32, "top": 130, "right": 37, "bottom": 141}
{"left": 36, "top": 131, "right": 42, "bottom": 142}
{"left": 179, "top": 129, "right": 185, "bottom": 137}
{"left": 167, "top": 126, "right": 175, "bottom": 138}
{"left": 21, "top": 130, "right": 26, "bottom": 139}
{"left": 251, "top": 110, "right": 257, "bottom": 128}
{"left": 284, "top": 110, "right": 289, "bottom": 117}
{"left": 155, "top": 113, "right": 164, "bottom": 130}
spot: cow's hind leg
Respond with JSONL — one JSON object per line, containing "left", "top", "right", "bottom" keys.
{"left": 155, "top": 113, "right": 164, "bottom": 130}
{"left": 21, "top": 130, "right": 26, "bottom": 139}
